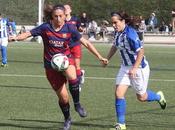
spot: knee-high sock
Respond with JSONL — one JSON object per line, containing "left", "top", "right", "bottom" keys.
{"left": 69, "top": 79, "right": 80, "bottom": 105}
{"left": 115, "top": 98, "right": 126, "bottom": 124}
{"left": 1, "top": 46, "right": 7, "bottom": 64}
{"left": 59, "top": 101, "right": 70, "bottom": 120}
{"left": 146, "top": 90, "right": 161, "bottom": 102}
{"left": 76, "top": 69, "right": 81, "bottom": 83}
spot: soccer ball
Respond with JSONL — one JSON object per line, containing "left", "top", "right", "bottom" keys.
{"left": 51, "top": 53, "right": 69, "bottom": 71}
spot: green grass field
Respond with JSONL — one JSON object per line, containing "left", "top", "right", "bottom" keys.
{"left": 0, "top": 42, "right": 175, "bottom": 130}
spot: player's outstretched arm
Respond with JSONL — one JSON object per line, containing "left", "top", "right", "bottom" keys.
{"left": 101, "top": 45, "right": 117, "bottom": 67}
{"left": 107, "top": 45, "right": 117, "bottom": 61}
{"left": 9, "top": 32, "right": 32, "bottom": 41}
{"left": 79, "top": 37, "right": 108, "bottom": 65}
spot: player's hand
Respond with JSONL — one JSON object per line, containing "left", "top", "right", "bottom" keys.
{"left": 99, "top": 57, "right": 109, "bottom": 67}
{"left": 128, "top": 67, "right": 137, "bottom": 79}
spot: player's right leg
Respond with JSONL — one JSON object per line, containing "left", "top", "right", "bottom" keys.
{"left": 70, "top": 45, "right": 85, "bottom": 91}
{"left": 0, "top": 38, "right": 8, "bottom": 67}
{"left": 1, "top": 45, "right": 8, "bottom": 66}
{"left": 112, "top": 66, "right": 131, "bottom": 130}
{"left": 74, "top": 57, "right": 85, "bottom": 92}
{"left": 56, "top": 86, "right": 71, "bottom": 130}
{"left": 45, "top": 68, "right": 71, "bottom": 130}
{"left": 133, "top": 65, "right": 166, "bottom": 110}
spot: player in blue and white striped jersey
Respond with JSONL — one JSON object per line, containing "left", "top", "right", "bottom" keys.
{"left": 0, "top": 13, "right": 9, "bottom": 67}
{"left": 103, "top": 11, "right": 166, "bottom": 130}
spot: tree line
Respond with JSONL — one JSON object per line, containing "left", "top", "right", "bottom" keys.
{"left": 0, "top": 0, "right": 175, "bottom": 25}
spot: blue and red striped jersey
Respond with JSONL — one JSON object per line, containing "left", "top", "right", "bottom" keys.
{"left": 66, "top": 16, "right": 81, "bottom": 47}
{"left": 30, "top": 22, "right": 82, "bottom": 68}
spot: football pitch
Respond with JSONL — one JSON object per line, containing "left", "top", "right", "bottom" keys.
{"left": 0, "top": 42, "right": 175, "bottom": 130}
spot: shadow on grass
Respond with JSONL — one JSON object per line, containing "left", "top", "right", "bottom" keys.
{"left": 126, "top": 105, "right": 175, "bottom": 129}
{"left": 0, "top": 122, "right": 60, "bottom": 130}
{"left": 151, "top": 67, "right": 175, "bottom": 72}
{"left": 128, "top": 105, "right": 175, "bottom": 115}
{"left": 81, "top": 63, "right": 120, "bottom": 69}
{"left": 0, "top": 84, "right": 50, "bottom": 90}
{"left": 1, "top": 105, "right": 174, "bottom": 130}
{"left": 8, "top": 60, "right": 42, "bottom": 64}
{"left": 127, "top": 120, "right": 175, "bottom": 129}
{"left": 7, "top": 118, "right": 112, "bottom": 130}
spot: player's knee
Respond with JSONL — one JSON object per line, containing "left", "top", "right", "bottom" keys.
{"left": 59, "top": 93, "right": 69, "bottom": 103}
{"left": 137, "top": 95, "right": 147, "bottom": 102}
{"left": 115, "top": 91, "right": 125, "bottom": 98}
{"left": 136, "top": 92, "right": 147, "bottom": 102}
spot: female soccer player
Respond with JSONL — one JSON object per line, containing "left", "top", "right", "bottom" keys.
{"left": 10, "top": 4, "right": 108, "bottom": 130}
{"left": 103, "top": 11, "right": 166, "bottom": 130}
{"left": 0, "top": 13, "right": 9, "bottom": 67}
{"left": 64, "top": 4, "right": 85, "bottom": 91}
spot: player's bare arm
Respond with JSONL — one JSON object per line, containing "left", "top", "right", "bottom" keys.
{"left": 107, "top": 45, "right": 117, "bottom": 61}
{"left": 79, "top": 37, "right": 108, "bottom": 64}
{"left": 9, "top": 31, "right": 32, "bottom": 41}
{"left": 128, "top": 48, "right": 144, "bottom": 78}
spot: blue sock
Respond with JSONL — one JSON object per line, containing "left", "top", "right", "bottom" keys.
{"left": 146, "top": 90, "right": 161, "bottom": 102}
{"left": 115, "top": 98, "right": 126, "bottom": 124}
{"left": 1, "top": 46, "right": 7, "bottom": 64}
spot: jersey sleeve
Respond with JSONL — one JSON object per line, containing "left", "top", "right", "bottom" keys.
{"left": 127, "top": 28, "right": 143, "bottom": 52}
{"left": 69, "top": 24, "right": 82, "bottom": 41}
{"left": 76, "top": 17, "right": 81, "bottom": 29}
{"left": 30, "top": 24, "right": 44, "bottom": 37}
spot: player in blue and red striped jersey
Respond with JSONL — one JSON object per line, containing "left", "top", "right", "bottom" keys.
{"left": 64, "top": 4, "right": 85, "bottom": 90}
{"left": 9, "top": 4, "right": 108, "bottom": 130}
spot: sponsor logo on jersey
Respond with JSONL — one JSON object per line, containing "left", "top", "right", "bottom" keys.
{"left": 49, "top": 40, "right": 64, "bottom": 47}
{"left": 62, "top": 33, "right": 67, "bottom": 38}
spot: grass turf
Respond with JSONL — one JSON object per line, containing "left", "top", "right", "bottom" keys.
{"left": 0, "top": 42, "right": 175, "bottom": 130}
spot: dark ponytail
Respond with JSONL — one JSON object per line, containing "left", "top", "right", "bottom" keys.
{"left": 111, "top": 10, "right": 137, "bottom": 28}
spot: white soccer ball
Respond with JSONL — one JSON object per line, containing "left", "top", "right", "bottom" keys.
{"left": 51, "top": 53, "right": 69, "bottom": 71}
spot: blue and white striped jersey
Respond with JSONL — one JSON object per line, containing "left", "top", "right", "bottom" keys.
{"left": 0, "top": 18, "right": 9, "bottom": 38}
{"left": 113, "top": 25, "right": 147, "bottom": 68}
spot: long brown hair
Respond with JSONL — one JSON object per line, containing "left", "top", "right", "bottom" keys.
{"left": 43, "top": 3, "right": 65, "bottom": 22}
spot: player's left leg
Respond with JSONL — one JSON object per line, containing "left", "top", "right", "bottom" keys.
{"left": 65, "top": 64, "right": 87, "bottom": 117}
{"left": 133, "top": 65, "right": 166, "bottom": 109}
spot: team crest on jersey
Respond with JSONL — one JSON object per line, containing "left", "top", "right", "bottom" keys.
{"left": 71, "top": 21, "right": 76, "bottom": 24}
{"left": 62, "top": 33, "right": 67, "bottom": 38}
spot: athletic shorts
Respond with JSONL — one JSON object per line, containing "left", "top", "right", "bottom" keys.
{"left": 0, "top": 37, "right": 8, "bottom": 46}
{"left": 116, "top": 64, "right": 150, "bottom": 95}
{"left": 45, "top": 57, "right": 75, "bottom": 91}
{"left": 70, "top": 44, "right": 82, "bottom": 59}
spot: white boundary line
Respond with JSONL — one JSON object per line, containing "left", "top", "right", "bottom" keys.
{"left": 0, "top": 74, "right": 175, "bottom": 82}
